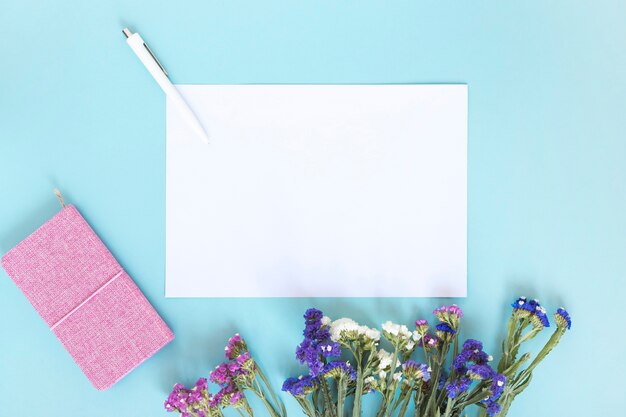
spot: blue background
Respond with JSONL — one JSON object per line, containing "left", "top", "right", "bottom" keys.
{"left": 1, "top": 1, "right": 624, "bottom": 416}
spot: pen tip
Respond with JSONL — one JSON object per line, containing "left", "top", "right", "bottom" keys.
{"left": 122, "top": 28, "right": 133, "bottom": 38}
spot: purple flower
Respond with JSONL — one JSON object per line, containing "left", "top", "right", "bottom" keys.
{"left": 304, "top": 308, "right": 324, "bottom": 322}
{"left": 448, "top": 305, "right": 463, "bottom": 318}
{"left": 208, "top": 390, "right": 223, "bottom": 408}
{"left": 511, "top": 296, "right": 533, "bottom": 313}
{"left": 402, "top": 360, "right": 430, "bottom": 382}
{"left": 485, "top": 399, "right": 502, "bottom": 416}
{"left": 164, "top": 379, "right": 210, "bottom": 415}
{"left": 322, "top": 361, "right": 357, "bottom": 380}
{"left": 228, "top": 361, "right": 241, "bottom": 374}
{"left": 318, "top": 342, "right": 341, "bottom": 358}
{"left": 433, "top": 304, "right": 463, "bottom": 330}
{"left": 467, "top": 364, "right": 495, "bottom": 380}
{"left": 164, "top": 383, "right": 188, "bottom": 413}
{"left": 230, "top": 391, "right": 246, "bottom": 407}
{"left": 512, "top": 297, "right": 550, "bottom": 328}
{"left": 435, "top": 323, "right": 456, "bottom": 334}
{"left": 195, "top": 377, "right": 208, "bottom": 391}
{"left": 435, "top": 323, "right": 456, "bottom": 342}
{"left": 295, "top": 308, "right": 339, "bottom": 376}
{"left": 453, "top": 350, "right": 471, "bottom": 373}
{"left": 446, "top": 376, "right": 471, "bottom": 399}
{"left": 490, "top": 374, "right": 506, "bottom": 400}
{"left": 210, "top": 363, "right": 231, "bottom": 386}
{"left": 282, "top": 375, "right": 318, "bottom": 396}
{"left": 462, "top": 339, "right": 483, "bottom": 352}
{"left": 236, "top": 351, "right": 251, "bottom": 365}
{"left": 433, "top": 304, "right": 463, "bottom": 319}
{"left": 555, "top": 308, "right": 572, "bottom": 330}
{"left": 419, "top": 334, "right": 440, "bottom": 349}
{"left": 225, "top": 333, "right": 248, "bottom": 360}
{"left": 453, "top": 339, "right": 491, "bottom": 375}
{"left": 415, "top": 319, "right": 429, "bottom": 335}
{"left": 531, "top": 306, "right": 550, "bottom": 329}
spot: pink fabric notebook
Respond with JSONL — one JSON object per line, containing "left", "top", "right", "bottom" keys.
{"left": 1, "top": 204, "right": 174, "bottom": 390}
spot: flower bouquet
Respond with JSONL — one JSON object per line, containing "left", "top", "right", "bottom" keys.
{"left": 164, "top": 297, "right": 571, "bottom": 417}
{"left": 164, "top": 334, "right": 287, "bottom": 417}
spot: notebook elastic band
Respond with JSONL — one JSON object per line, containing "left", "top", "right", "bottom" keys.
{"left": 50, "top": 270, "right": 124, "bottom": 331}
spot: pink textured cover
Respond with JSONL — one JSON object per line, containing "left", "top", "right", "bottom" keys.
{"left": 1, "top": 205, "right": 174, "bottom": 390}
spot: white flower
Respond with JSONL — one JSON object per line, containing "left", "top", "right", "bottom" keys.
{"left": 321, "top": 316, "right": 331, "bottom": 326}
{"left": 330, "top": 318, "right": 361, "bottom": 341}
{"left": 382, "top": 321, "right": 411, "bottom": 340}
{"left": 393, "top": 372, "right": 402, "bottom": 381}
{"left": 379, "top": 370, "right": 387, "bottom": 379}
{"left": 405, "top": 340, "right": 415, "bottom": 351}
{"left": 361, "top": 326, "right": 381, "bottom": 342}
{"left": 330, "top": 318, "right": 380, "bottom": 343}
{"left": 377, "top": 349, "right": 400, "bottom": 371}
{"left": 382, "top": 321, "right": 399, "bottom": 335}
{"left": 377, "top": 349, "right": 393, "bottom": 370}
{"left": 364, "top": 376, "right": 375, "bottom": 384}
{"left": 412, "top": 331, "right": 421, "bottom": 342}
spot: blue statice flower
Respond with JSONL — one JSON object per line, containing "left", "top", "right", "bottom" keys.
{"left": 453, "top": 338, "right": 492, "bottom": 374}
{"left": 295, "top": 308, "right": 339, "bottom": 376}
{"left": 318, "top": 342, "right": 341, "bottom": 357}
{"left": 485, "top": 399, "right": 502, "bottom": 416}
{"left": 435, "top": 323, "right": 456, "bottom": 342}
{"left": 489, "top": 374, "right": 506, "bottom": 400}
{"left": 401, "top": 360, "right": 430, "bottom": 382}
{"left": 512, "top": 297, "right": 550, "bottom": 329}
{"left": 511, "top": 296, "right": 534, "bottom": 314}
{"left": 462, "top": 339, "right": 483, "bottom": 352}
{"left": 435, "top": 323, "right": 456, "bottom": 334}
{"left": 555, "top": 307, "right": 572, "bottom": 330}
{"left": 446, "top": 376, "right": 471, "bottom": 399}
{"left": 531, "top": 305, "right": 550, "bottom": 329}
{"left": 322, "top": 361, "right": 357, "bottom": 380}
{"left": 282, "top": 375, "right": 318, "bottom": 397}
{"left": 467, "top": 364, "right": 495, "bottom": 380}
{"left": 453, "top": 350, "right": 471, "bottom": 373}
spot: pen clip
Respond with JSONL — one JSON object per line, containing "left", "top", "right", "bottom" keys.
{"left": 143, "top": 43, "right": 168, "bottom": 77}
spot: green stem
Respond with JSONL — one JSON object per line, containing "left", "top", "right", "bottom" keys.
{"left": 377, "top": 347, "right": 399, "bottom": 417}
{"left": 397, "top": 381, "right": 414, "bottom": 417}
{"left": 320, "top": 378, "right": 337, "bottom": 417}
{"left": 336, "top": 376, "right": 346, "bottom": 417}
{"left": 413, "top": 386, "right": 423, "bottom": 417}
{"left": 425, "top": 342, "right": 449, "bottom": 415}
{"left": 521, "top": 328, "right": 565, "bottom": 376}
{"left": 442, "top": 397, "right": 455, "bottom": 417}
{"left": 256, "top": 367, "right": 287, "bottom": 417}
{"left": 352, "top": 350, "right": 364, "bottom": 417}
{"left": 296, "top": 396, "right": 317, "bottom": 417}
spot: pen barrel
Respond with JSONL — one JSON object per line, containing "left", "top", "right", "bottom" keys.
{"left": 126, "top": 34, "right": 172, "bottom": 92}
{"left": 125, "top": 32, "right": 210, "bottom": 143}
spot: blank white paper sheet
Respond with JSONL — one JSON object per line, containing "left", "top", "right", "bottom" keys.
{"left": 166, "top": 85, "right": 467, "bottom": 297}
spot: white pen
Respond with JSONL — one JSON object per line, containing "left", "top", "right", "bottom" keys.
{"left": 122, "top": 28, "right": 209, "bottom": 144}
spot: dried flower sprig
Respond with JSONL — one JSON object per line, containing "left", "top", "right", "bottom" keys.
{"left": 165, "top": 334, "right": 286, "bottom": 417}
{"left": 164, "top": 297, "right": 571, "bottom": 417}
{"left": 283, "top": 299, "right": 571, "bottom": 417}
